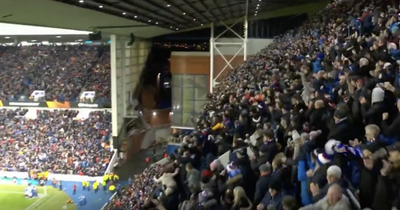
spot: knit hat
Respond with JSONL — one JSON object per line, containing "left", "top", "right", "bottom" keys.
{"left": 259, "top": 164, "right": 272, "bottom": 173}
{"left": 371, "top": 87, "right": 385, "bottom": 104}
{"left": 269, "top": 180, "right": 281, "bottom": 191}
{"left": 202, "top": 170, "right": 213, "bottom": 178}
{"left": 317, "top": 153, "right": 331, "bottom": 165}
{"left": 333, "top": 109, "right": 347, "bottom": 119}
{"left": 325, "top": 139, "right": 340, "bottom": 155}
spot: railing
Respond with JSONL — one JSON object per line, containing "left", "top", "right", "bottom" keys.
{"left": 105, "top": 150, "right": 119, "bottom": 174}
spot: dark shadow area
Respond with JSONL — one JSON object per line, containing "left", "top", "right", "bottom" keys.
{"left": 140, "top": 46, "right": 171, "bottom": 109}
{"left": 116, "top": 144, "right": 167, "bottom": 180}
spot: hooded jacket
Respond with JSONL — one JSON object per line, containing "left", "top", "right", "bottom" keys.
{"left": 361, "top": 87, "right": 386, "bottom": 128}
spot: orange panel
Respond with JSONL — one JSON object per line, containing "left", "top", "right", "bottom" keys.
{"left": 170, "top": 55, "right": 210, "bottom": 74}
{"left": 170, "top": 55, "right": 210, "bottom": 90}
{"left": 170, "top": 54, "right": 251, "bottom": 86}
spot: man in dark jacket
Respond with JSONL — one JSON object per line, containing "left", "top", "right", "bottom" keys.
{"left": 251, "top": 146, "right": 271, "bottom": 172}
{"left": 254, "top": 164, "right": 272, "bottom": 205}
{"left": 259, "top": 130, "right": 279, "bottom": 164}
{"left": 258, "top": 180, "right": 285, "bottom": 210}
{"left": 309, "top": 100, "right": 332, "bottom": 148}
{"left": 329, "top": 109, "right": 355, "bottom": 145}
{"left": 328, "top": 109, "right": 355, "bottom": 176}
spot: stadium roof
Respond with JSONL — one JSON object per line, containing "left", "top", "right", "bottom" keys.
{"left": 0, "top": 0, "right": 327, "bottom": 38}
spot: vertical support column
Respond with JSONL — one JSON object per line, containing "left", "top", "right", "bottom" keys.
{"left": 116, "top": 36, "right": 125, "bottom": 138}
{"left": 209, "top": 22, "right": 215, "bottom": 93}
{"left": 110, "top": 35, "right": 118, "bottom": 149}
{"left": 244, "top": 0, "right": 249, "bottom": 60}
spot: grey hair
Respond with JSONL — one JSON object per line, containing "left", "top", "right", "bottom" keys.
{"left": 359, "top": 57, "right": 369, "bottom": 67}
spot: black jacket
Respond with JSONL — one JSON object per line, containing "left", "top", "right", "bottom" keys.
{"left": 361, "top": 101, "right": 386, "bottom": 130}
{"left": 328, "top": 118, "right": 354, "bottom": 145}
{"left": 253, "top": 174, "right": 272, "bottom": 205}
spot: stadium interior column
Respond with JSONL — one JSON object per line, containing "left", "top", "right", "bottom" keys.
{"left": 111, "top": 35, "right": 152, "bottom": 149}
{"left": 111, "top": 35, "right": 123, "bottom": 150}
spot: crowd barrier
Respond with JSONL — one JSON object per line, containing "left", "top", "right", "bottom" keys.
{"left": 0, "top": 171, "right": 103, "bottom": 182}
{"left": 100, "top": 134, "right": 258, "bottom": 210}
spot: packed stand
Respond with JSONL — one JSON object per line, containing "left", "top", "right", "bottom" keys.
{"left": 0, "top": 109, "right": 113, "bottom": 176}
{"left": 0, "top": 45, "right": 110, "bottom": 102}
{"left": 82, "top": 47, "right": 111, "bottom": 102}
{"left": 110, "top": 0, "right": 400, "bottom": 210}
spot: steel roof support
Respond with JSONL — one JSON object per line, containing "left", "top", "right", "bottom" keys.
{"left": 212, "top": 0, "right": 227, "bottom": 19}
{"left": 117, "top": 0, "right": 187, "bottom": 26}
{"left": 162, "top": 0, "right": 198, "bottom": 22}
{"left": 182, "top": 0, "right": 211, "bottom": 23}
{"left": 144, "top": 0, "right": 193, "bottom": 25}
{"left": 199, "top": 0, "right": 219, "bottom": 22}
{"left": 209, "top": 0, "right": 248, "bottom": 92}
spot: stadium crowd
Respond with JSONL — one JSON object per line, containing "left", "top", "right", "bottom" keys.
{"left": 0, "top": 109, "right": 113, "bottom": 176}
{"left": 0, "top": 45, "right": 110, "bottom": 102}
{"left": 109, "top": 0, "right": 400, "bottom": 210}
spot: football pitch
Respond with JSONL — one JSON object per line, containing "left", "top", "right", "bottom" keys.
{"left": 0, "top": 184, "right": 77, "bottom": 210}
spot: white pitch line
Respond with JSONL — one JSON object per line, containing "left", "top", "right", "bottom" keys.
{"left": 25, "top": 195, "right": 46, "bottom": 210}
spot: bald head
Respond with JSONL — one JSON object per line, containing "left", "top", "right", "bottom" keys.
{"left": 327, "top": 184, "right": 342, "bottom": 205}
{"left": 314, "top": 100, "right": 324, "bottom": 109}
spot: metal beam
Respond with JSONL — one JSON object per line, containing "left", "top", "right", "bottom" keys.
{"left": 182, "top": 0, "right": 212, "bottom": 23}
{"left": 223, "top": 1, "right": 235, "bottom": 19}
{"left": 117, "top": 0, "right": 188, "bottom": 26}
{"left": 212, "top": 0, "right": 227, "bottom": 20}
{"left": 198, "top": 0, "right": 219, "bottom": 22}
{"left": 91, "top": 0, "right": 173, "bottom": 27}
{"left": 144, "top": 0, "right": 194, "bottom": 26}
{"left": 162, "top": 0, "right": 198, "bottom": 22}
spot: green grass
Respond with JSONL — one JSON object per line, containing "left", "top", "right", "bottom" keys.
{"left": 0, "top": 184, "right": 77, "bottom": 210}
